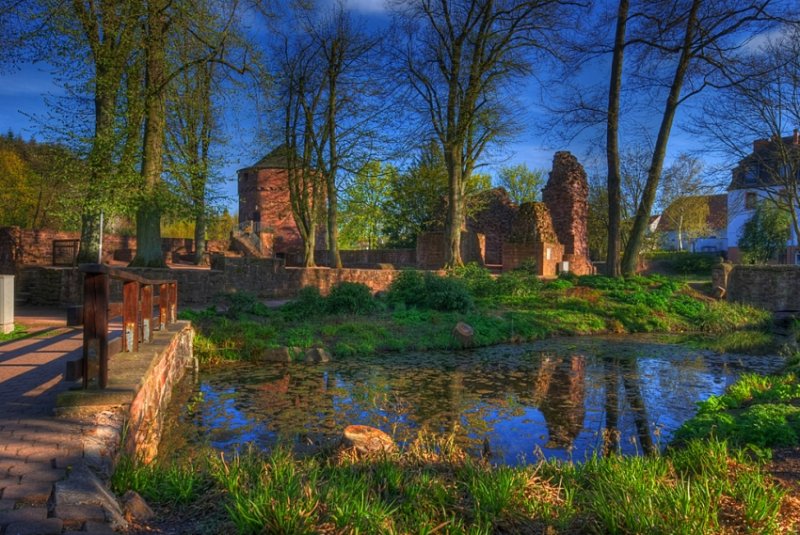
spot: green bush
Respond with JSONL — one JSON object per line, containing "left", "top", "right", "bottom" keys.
{"left": 495, "top": 268, "right": 541, "bottom": 298}
{"left": 387, "top": 270, "right": 427, "bottom": 308}
{"left": 218, "top": 291, "right": 270, "bottom": 318}
{"left": 423, "top": 273, "right": 473, "bottom": 312}
{"left": 281, "top": 286, "right": 326, "bottom": 320}
{"left": 388, "top": 271, "right": 473, "bottom": 312}
{"left": 451, "top": 262, "right": 495, "bottom": 297}
{"left": 326, "top": 282, "right": 376, "bottom": 315}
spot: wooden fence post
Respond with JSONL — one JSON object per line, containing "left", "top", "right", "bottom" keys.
{"left": 82, "top": 269, "right": 109, "bottom": 389}
{"left": 141, "top": 284, "right": 153, "bottom": 342}
{"left": 123, "top": 280, "right": 140, "bottom": 352}
{"left": 159, "top": 283, "right": 168, "bottom": 329}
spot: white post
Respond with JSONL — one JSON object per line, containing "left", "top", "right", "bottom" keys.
{"left": 0, "top": 275, "right": 14, "bottom": 334}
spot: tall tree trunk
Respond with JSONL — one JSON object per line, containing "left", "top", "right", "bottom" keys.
{"left": 621, "top": 0, "right": 699, "bottom": 275}
{"left": 326, "top": 179, "right": 341, "bottom": 268}
{"left": 194, "top": 209, "right": 207, "bottom": 265}
{"left": 326, "top": 54, "right": 342, "bottom": 269}
{"left": 605, "top": 0, "right": 629, "bottom": 278}
{"left": 444, "top": 144, "right": 464, "bottom": 268}
{"left": 303, "top": 226, "right": 316, "bottom": 267}
{"left": 131, "top": 0, "right": 168, "bottom": 268}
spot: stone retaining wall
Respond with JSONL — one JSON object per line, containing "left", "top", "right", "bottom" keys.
{"left": 725, "top": 264, "right": 800, "bottom": 311}
{"left": 20, "top": 257, "right": 405, "bottom": 306}
{"left": 56, "top": 321, "right": 194, "bottom": 465}
{"left": 0, "top": 227, "right": 227, "bottom": 273}
{"left": 125, "top": 322, "right": 194, "bottom": 462}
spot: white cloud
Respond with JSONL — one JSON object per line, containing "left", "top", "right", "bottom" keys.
{"left": 344, "top": 0, "right": 389, "bottom": 13}
{"left": 740, "top": 25, "right": 791, "bottom": 54}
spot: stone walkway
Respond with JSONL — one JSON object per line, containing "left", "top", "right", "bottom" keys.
{"left": 0, "top": 309, "right": 117, "bottom": 535}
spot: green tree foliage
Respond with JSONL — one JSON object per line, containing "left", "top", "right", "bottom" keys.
{"left": 0, "top": 134, "right": 83, "bottom": 229}
{"left": 339, "top": 161, "right": 396, "bottom": 249}
{"left": 739, "top": 202, "right": 791, "bottom": 264}
{"left": 495, "top": 164, "right": 543, "bottom": 205}
{"left": 384, "top": 142, "right": 448, "bottom": 248}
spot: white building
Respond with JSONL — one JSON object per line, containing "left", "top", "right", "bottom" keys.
{"left": 658, "top": 194, "right": 727, "bottom": 253}
{"left": 727, "top": 133, "right": 800, "bottom": 265}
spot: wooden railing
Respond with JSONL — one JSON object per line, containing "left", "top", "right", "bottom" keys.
{"left": 79, "top": 264, "right": 178, "bottom": 389}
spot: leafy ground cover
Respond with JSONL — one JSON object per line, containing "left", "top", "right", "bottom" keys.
{"left": 182, "top": 266, "right": 772, "bottom": 364}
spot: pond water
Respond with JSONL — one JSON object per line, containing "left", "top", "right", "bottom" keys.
{"left": 161, "top": 336, "right": 784, "bottom": 465}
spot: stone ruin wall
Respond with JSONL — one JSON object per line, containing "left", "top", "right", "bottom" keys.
{"left": 507, "top": 202, "right": 559, "bottom": 245}
{"left": 542, "top": 151, "right": 593, "bottom": 275}
{"left": 466, "top": 188, "right": 517, "bottom": 266}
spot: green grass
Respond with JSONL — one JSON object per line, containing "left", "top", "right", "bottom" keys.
{"left": 182, "top": 270, "right": 774, "bottom": 364}
{"left": 0, "top": 324, "right": 29, "bottom": 343}
{"left": 111, "top": 433, "right": 794, "bottom": 534}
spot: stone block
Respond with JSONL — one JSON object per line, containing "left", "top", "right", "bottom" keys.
{"left": 0, "top": 506, "right": 48, "bottom": 524}
{"left": 4, "top": 518, "right": 63, "bottom": 535}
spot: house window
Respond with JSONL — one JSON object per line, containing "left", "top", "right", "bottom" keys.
{"left": 745, "top": 192, "right": 758, "bottom": 210}
{"left": 744, "top": 165, "right": 759, "bottom": 184}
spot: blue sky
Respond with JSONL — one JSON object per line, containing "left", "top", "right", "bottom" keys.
{"left": 0, "top": 0, "right": 752, "bottom": 214}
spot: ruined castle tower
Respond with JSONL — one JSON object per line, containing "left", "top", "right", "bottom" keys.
{"left": 542, "top": 151, "right": 592, "bottom": 275}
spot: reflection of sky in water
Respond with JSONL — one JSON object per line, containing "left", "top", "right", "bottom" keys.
{"left": 166, "top": 336, "right": 785, "bottom": 465}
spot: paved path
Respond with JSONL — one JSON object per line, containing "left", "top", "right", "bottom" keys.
{"left": 0, "top": 309, "right": 115, "bottom": 534}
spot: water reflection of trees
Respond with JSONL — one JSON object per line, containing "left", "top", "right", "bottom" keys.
{"left": 213, "top": 350, "right": 659, "bottom": 456}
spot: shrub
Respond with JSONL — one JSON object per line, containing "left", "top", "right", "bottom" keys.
{"left": 218, "top": 291, "right": 270, "bottom": 318}
{"left": 388, "top": 270, "right": 427, "bottom": 308}
{"left": 544, "top": 278, "right": 573, "bottom": 291}
{"left": 326, "top": 282, "right": 376, "bottom": 315}
{"left": 496, "top": 269, "right": 541, "bottom": 298}
{"left": 423, "top": 273, "right": 473, "bottom": 312}
{"left": 281, "top": 286, "right": 326, "bottom": 320}
{"left": 451, "top": 263, "right": 495, "bottom": 297}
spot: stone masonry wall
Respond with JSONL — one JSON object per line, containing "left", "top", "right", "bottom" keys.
{"left": 0, "top": 227, "right": 226, "bottom": 273}
{"left": 286, "top": 248, "right": 417, "bottom": 269}
{"left": 21, "top": 257, "right": 404, "bottom": 306}
{"left": 125, "top": 321, "right": 194, "bottom": 463}
{"left": 508, "top": 202, "right": 559, "bottom": 244}
{"left": 416, "top": 231, "right": 485, "bottom": 269}
{"left": 726, "top": 265, "right": 800, "bottom": 311}
{"left": 541, "top": 152, "right": 592, "bottom": 275}
{"left": 502, "top": 241, "right": 563, "bottom": 277}
{"left": 467, "top": 188, "right": 517, "bottom": 266}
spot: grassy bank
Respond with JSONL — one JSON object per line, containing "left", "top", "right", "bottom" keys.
{"left": 113, "top": 372, "right": 800, "bottom": 534}
{"left": 115, "top": 427, "right": 797, "bottom": 534}
{"left": 182, "top": 266, "right": 773, "bottom": 364}
{"left": 110, "top": 267, "right": 800, "bottom": 533}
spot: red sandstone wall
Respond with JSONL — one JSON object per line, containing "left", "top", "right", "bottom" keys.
{"left": 287, "top": 249, "right": 417, "bottom": 268}
{"left": 238, "top": 167, "right": 326, "bottom": 256}
{"left": 467, "top": 188, "right": 517, "bottom": 266}
{"left": 502, "top": 241, "right": 563, "bottom": 277}
{"left": 542, "top": 152, "right": 592, "bottom": 275}
{"left": 416, "top": 231, "right": 485, "bottom": 269}
{"left": 0, "top": 227, "right": 226, "bottom": 270}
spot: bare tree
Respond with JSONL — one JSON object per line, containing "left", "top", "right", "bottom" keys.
{"left": 401, "top": 0, "right": 574, "bottom": 268}
{"left": 695, "top": 25, "right": 800, "bottom": 243}
{"left": 275, "top": 36, "right": 326, "bottom": 267}
{"left": 619, "top": 0, "right": 792, "bottom": 274}
{"left": 268, "top": 4, "right": 391, "bottom": 267}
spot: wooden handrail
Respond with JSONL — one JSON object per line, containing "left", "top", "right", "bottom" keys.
{"left": 79, "top": 264, "right": 178, "bottom": 389}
